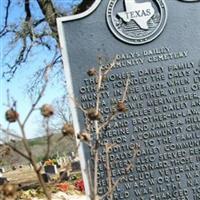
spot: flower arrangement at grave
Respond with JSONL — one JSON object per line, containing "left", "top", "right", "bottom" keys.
{"left": 74, "top": 179, "right": 85, "bottom": 192}
{"left": 56, "top": 183, "right": 69, "bottom": 192}
{"left": 44, "top": 159, "right": 58, "bottom": 166}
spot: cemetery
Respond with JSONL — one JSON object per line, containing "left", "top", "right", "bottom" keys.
{"left": 1, "top": 0, "right": 200, "bottom": 199}
{"left": 0, "top": 155, "right": 84, "bottom": 199}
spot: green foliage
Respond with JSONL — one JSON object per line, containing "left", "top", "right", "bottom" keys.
{"left": 28, "top": 138, "right": 46, "bottom": 147}
{"left": 3, "top": 133, "right": 76, "bottom": 166}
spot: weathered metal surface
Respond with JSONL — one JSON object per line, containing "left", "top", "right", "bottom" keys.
{"left": 57, "top": 0, "right": 200, "bottom": 199}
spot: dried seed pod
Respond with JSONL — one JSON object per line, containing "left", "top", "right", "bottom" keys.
{"left": 77, "top": 131, "right": 90, "bottom": 142}
{"left": 116, "top": 101, "right": 127, "bottom": 112}
{"left": 2, "top": 183, "right": 17, "bottom": 197}
{"left": 61, "top": 123, "right": 74, "bottom": 137}
{"left": 40, "top": 104, "right": 54, "bottom": 118}
{"left": 5, "top": 109, "right": 19, "bottom": 123}
{"left": 87, "top": 68, "right": 96, "bottom": 76}
{"left": 87, "top": 108, "right": 100, "bottom": 121}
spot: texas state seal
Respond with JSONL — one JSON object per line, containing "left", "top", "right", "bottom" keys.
{"left": 106, "top": 0, "right": 168, "bottom": 45}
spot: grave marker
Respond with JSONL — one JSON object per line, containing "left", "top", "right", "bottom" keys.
{"left": 44, "top": 165, "right": 58, "bottom": 175}
{"left": 0, "top": 168, "right": 5, "bottom": 173}
{"left": 0, "top": 177, "right": 8, "bottom": 185}
{"left": 59, "top": 171, "right": 70, "bottom": 181}
{"left": 71, "top": 161, "right": 81, "bottom": 172}
{"left": 57, "top": 0, "right": 200, "bottom": 199}
{"left": 41, "top": 173, "right": 51, "bottom": 183}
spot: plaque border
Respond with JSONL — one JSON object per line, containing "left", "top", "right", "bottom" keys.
{"left": 57, "top": 0, "right": 199, "bottom": 199}
{"left": 57, "top": 1, "right": 102, "bottom": 199}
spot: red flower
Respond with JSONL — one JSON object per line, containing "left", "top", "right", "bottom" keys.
{"left": 56, "top": 183, "right": 69, "bottom": 192}
{"left": 74, "top": 179, "right": 85, "bottom": 192}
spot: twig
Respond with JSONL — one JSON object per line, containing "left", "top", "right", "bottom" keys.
{"left": 84, "top": 57, "right": 118, "bottom": 200}
{"left": 1, "top": 54, "right": 59, "bottom": 200}
{"left": 121, "top": 77, "right": 130, "bottom": 103}
{"left": 22, "top": 57, "right": 53, "bottom": 126}
{"left": 99, "top": 110, "right": 116, "bottom": 131}
{"left": 43, "top": 118, "right": 52, "bottom": 163}
{"left": 100, "top": 178, "right": 121, "bottom": 200}
{"left": 105, "top": 144, "right": 113, "bottom": 200}
{"left": 4, "top": 142, "right": 31, "bottom": 161}
{"left": 69, "top": 96, "right": 87, "bottom": 115}
{"left": 93, "top": 121, "right": 99, "bottom": 200}
{"left": 95, "top": 66, "right": 103, "bottom": 115}
{"left": 102, "top": 56, "right": 116, "bottom": 77}
{"left": 0, "top": 0, "right": 11, "bottom": 37}
{"left": 0, "top": 126, "right": 23, "bottom": 140}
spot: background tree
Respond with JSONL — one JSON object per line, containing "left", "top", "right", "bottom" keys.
{"left": 0, "top": 1, "right": 94, "bottom": 199}
{"left": 0, "top": 0, "right": 95, "bottom": 158}
{"left": 1, "top": 0, "right": 95, "bottom": 84}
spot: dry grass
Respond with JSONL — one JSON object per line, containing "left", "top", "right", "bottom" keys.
{"left": 4, "top": 166, "right": 38, "bottom": 185}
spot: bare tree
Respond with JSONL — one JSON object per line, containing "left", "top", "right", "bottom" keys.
{"left": 0, "top": 56, "right": 57, "bottom": 199}
{"left": 1, "top": 0, "right": 95, "bottom": 83}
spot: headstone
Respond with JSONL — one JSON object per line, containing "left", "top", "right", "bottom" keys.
{"left": 0, "top": 168, "right": 5, "bottom": 173}
{"left": 44, "top": 165, "right": 58, "bottom": 174}
{"left": 57, "top": 157, "right": 68, "bottom": 167}
{"left": 0, "top": 177, "right": 8, "bottom": 185}
{"left": 71, "top": 161, "right": 81, "bottom": 172}
{"left": 68, "top": 152, "right": 76, "bottom": 161}
{"left": 61, "top": 157, "right": 66, "bottom": 162}
{"left": 59, "top": 170, "right": 70, "bottom": 181}
{"left": 57, "top": 158, "right": 62, "bottom": 167}
{"left": 57, "top": 1, "right": 200, "bottom": 200}
{"left": 71, "top": 152, "right": 75, "bottom": 159}
{"left": 41, "top": 173, "right": 51, "bottom": 183}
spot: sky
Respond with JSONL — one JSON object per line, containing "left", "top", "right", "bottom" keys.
{"left": 0, "top": 0, "right": 82, "bottom": 139}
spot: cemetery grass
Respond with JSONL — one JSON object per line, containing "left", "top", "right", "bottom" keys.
{"left": 3, "top": 166, "right": 84, "bottom": 199}
{"left": 4, "top": 165, "right": 37, "bottom": 185}
{"left": 1, "top": 134, "right": 84, "bottom": 199}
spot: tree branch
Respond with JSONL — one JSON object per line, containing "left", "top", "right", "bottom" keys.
{"left": 25, "top": 0, "right": 31, "bottom": 22}
{"left": 36, "top": 0, "right": 58, "bottom": 42}
{"left": 0, "top": 0, "right": 11, "bottom": 37}
{"left": 75, "top": 0, "right": 95, "bottom": 14}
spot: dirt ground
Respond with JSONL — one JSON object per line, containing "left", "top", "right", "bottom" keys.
{"left": 4, "top": 166, "right": 38, "bottom": 185}
{"left": 3, "top": 166, "right": 87, "bottom": 199}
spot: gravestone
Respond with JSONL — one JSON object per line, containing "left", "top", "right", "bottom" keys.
{"left": 59, "top": 170, "right": 70, "bottom": 181}
{"left": 44, "top": 165, "right": 58, "bottom": 175}
{"left": 0, "top": 168, "right": 5, "bottom": 173}
{"left": 71, "top": 161, "right": 81, "bottom": 172}
{"left": 41, "top": 173, "right": 51, "bottom": 183}
{"left": 0, "top": 177, "right": 8, "bottom": 185}
{"left": 68, "top": 152, "right": 76, "bottom": 161}
{"left": 57, "top": 0, "right": 200, "bottom": 199}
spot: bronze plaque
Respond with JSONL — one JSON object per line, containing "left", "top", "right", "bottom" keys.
{"left": 57, "top": 0, "right": 200, "bottom": 199}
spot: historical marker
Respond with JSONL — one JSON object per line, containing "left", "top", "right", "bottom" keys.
{"left": 57, "top": 0, "right": 200, "bottom": 199}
